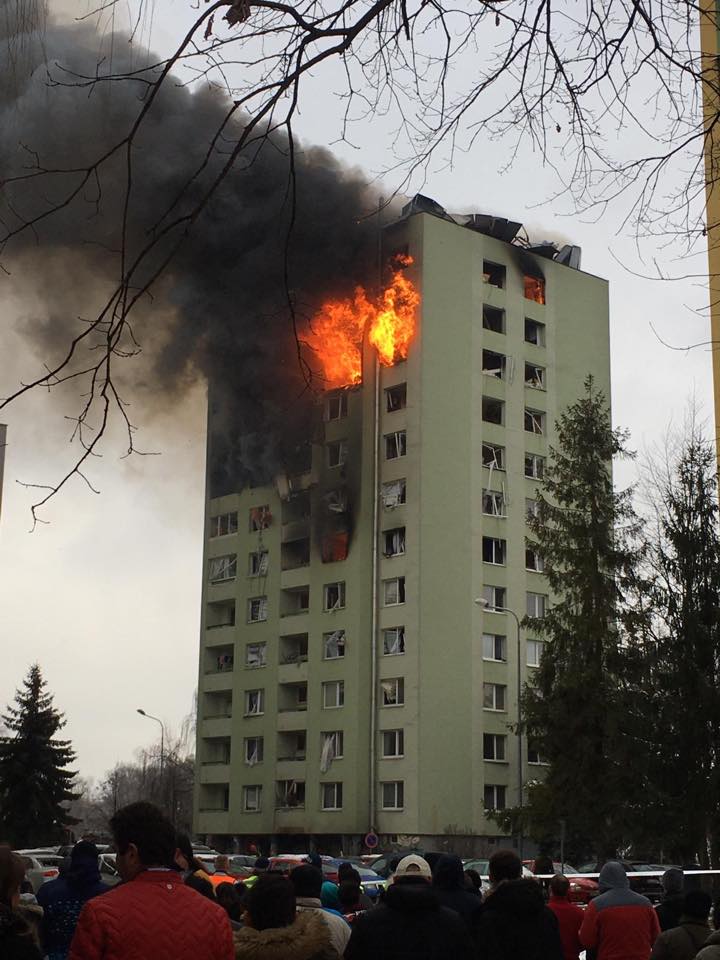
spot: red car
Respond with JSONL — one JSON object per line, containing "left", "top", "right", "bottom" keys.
{"left": 523, "top": 860, "right": 598, "bottom": 905}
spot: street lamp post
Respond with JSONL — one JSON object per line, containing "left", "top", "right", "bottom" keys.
{"left": 137, "top": 708, "right": 166, "bottom": 807}
{"left": 475, "top": 598, "right": 524, "bottom": 860}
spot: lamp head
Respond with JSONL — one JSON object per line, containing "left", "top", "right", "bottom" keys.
{"left": 474, "top": 598, "right": 489, "bottom": 607}
{"left": 137, "top": 708, "right": 146, "bottom": 716}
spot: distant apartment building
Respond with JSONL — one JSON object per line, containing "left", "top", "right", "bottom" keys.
{"left": 194, "top": 197, "right": 610, "bottom": 853}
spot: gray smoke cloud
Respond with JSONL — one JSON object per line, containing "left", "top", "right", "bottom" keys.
{"left": 1, "top": 18, "right": 385, "bottom": 495}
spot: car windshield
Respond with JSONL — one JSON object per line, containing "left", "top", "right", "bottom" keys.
{"left": 38, "top": 856, "right": 62, "bottom": 866}
{"left": 464, "top": 859, "right": 489, "bottom": 874}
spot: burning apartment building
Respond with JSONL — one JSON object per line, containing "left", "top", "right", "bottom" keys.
{"left": 194, "top": 194, "right": 610, "bottom": 854}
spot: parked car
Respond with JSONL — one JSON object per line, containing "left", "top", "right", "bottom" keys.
{"left": 17, "top": 852, "right": 63, "bottom": 893}
{"left": 523, "top": 860, "right": 598, "bottom": 904}
{"left": 576, "top": 860, "right": 664, "bottom": 902}
{"left": 268, "top": 855, "right": 384, "bottom": 899}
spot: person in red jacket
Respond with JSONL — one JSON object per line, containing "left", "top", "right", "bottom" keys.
{"left": 547, "top": 874, "right": 584, "bottom": 960}
{"left": 580, "top": 861, "right": 660, "bottom": 960}
{"left": 68, "top": 802, "right": 233, "bottom": 960}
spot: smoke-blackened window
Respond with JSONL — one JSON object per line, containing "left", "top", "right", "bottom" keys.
{"left": 249, "top": 505, "right": 272, "bottom": 531}
{"left": 325, "top": 393, "right": 348, "bottom": 421}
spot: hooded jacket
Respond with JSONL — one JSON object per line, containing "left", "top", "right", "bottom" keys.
{"left": 0, "top": 904, "right": 43, "bottom": 960}
{"left": 344, "top": 876, "right": 475, "bottom": 960}
{"left": 650, "top": 916, "right": 710, "bottom": 960}
{"left": 432, "top": 855, "right": 482, "bottom": 938}
{"left": 476, "top": 878, "right": 563, "bottom": 960}
{"left": 580, "top": 861, "right": 660, "bottom": 960}
{"left": 37, "top": 857, "right": 111, "bottom": 959}
{"left": 655, "top": 870, "right": 685, "bottom": 932}
{"left": 697, "top": 930, "right": 720, "bottom": 960}
{"left": 233, "top": 911, "right": 338, "bottom": 960}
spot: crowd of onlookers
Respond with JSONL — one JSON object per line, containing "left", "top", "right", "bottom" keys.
{"left": 2, "top": 800, "right": 720, "bottom": 960}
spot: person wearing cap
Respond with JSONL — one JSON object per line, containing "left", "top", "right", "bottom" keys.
{"left": 650, "top": 890, "right": 712, "bottom": 960}
{"left": 345, "top": 854, "right": 474, "bottom": 960}
{"left": 580, "top": 861, "right": 660, "bottom": 960}
{"left": 36, "top": 840, "right": 110, "bottom": 960}
{"left": 655, "top": 868, "right": 685, "bottom": 932}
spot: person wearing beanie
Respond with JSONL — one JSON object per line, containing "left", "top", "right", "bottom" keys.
{"left": 547, "top": 875, "right": 584, "bottom": 960}
{"left": 431, "top": 854, "right": 481, "bottom": 938}
{"left": 345, "top": 854, "right": 474, "bottom": 960}
{"left": 37, "top": 840, "right": 110, "bottom": 960}
{"left": 290, "top": 865, "right": 350, "bottom": 956}
{"left": 655, "top": 869, "right": 685, "bottom": 932}
{"left": 580, "top": 861, "right": 660, "bottom": 960}
{"left": 650, "top": 891, "right": 712, "bottom": 960}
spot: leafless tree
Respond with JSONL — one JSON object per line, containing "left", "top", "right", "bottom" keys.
{"left": 1, "top": 0, "right": 715, "bottom": 518}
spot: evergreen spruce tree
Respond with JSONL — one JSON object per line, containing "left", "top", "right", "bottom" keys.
{"left": 0, "top": 664, "right": 78, "bottom": 846}
{"left": 519, "top": 377, "right": 644, "bottom": 860}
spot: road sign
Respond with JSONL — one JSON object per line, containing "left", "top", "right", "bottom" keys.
{"left": 364, "top": 832, "right": 379, "bottom": 849}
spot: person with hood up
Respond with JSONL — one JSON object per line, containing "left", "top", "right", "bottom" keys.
{"left": 547, "top": 874, "right": 584, "bottom": 960}
{"left": 475, "top": 849, "right": 563, "bottom": 960}
{"left": 344, "top": 854, "right": 474, "bottom": 960}
{"left": 650, "top": 890, "right": 711, "bottom": 960}
{"left": 580, "top": 861, "right": 660, "bottom": 960}
{"left": 696, "top": 897, "right": 720, "bottom": 960}
{"left": 655, "top": 868, "right": 685, "bottom": 932}
{"left": 37, "top": 841, "right": 110, "bottom": 960}
{"left": 233, "top": 873, "right": 338, "bottom": 960}
{"left": 0, "top": 846, "right": 42, "bottom": 960}
{"left": 431, "top": 854, "right": 481, "bottom": 938}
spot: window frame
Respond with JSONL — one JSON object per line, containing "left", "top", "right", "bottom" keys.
{"left": 483, "top": 784, "right": 507, "bottom": 810}
{"left": 483, "top": 682, "right": 507, "bottom": 712}
{"left": 482, "top": 489, "right": 506, "bottom": 517}
{"left": 321, "top": 781, "right": 344, "bottom": 811}
{"left": 482, "top": 348, "right": 506, "bottom": 379}
{"left": 381, "top": 728, "right": 405, "bottom": 758}
{"left": 244, "top": 689, "right": 265, "bottom": 717}
{"left": 381, "top": 478, "right": 407, "bottom": 508}
{"left": 482, "top": 585, "right": 506, "bottom": 611}
{"left": 385, "top": 430, "right": 407, "bottom": 460}
{"left": 482, "top": 536, "right": 507, "bottom": 566}
{"left": 525, "top": 362, "right": 546, "bottom": 390}
{"left": 385, "top": 383, "right": 407, "bottom": 412}
{"left": 482, "top": 633, "right": 507, "bottom": 662}
{"left": 243, "top": 736, "right": 264, "bottom": 764}
{"left": 482, "top": 396, "right": 504, "bottom": 426}
{"left": 209, "top": 554, "right": 237, "bottom": 583}
{"left": 323, "top": 581, "right": 346, "bottom": 611}
{"left": 524, "top": 317, "right": 546, "bottom": 346}
{"left": 247, "top": 596, "right": 268, "bottom": 623}
{"left": 325, "top": 393, "right": 348, "bottom": 421}
{"left": 383, "top": 576, "right": 406, "bottom": 606}
{"left": 524, "top": 453, "right": 545, "bottom": 480}
{"left": 483, "top": 732, "right": 507, "bottom": 762}
{"left": 381, "top": 677, "right": 405, "bottom": 707}
{"left": 525, "top": 545, "right": 544, "bottom": 573}
{"left": 210, "top": 512, "right": 238, "bottom": 538}
{"left": 322, "top": 630, "right": 346, "bottom": 660}
{"left": 382, "top": 626, "right": 406, "bottom": 656}
{"left": 245, "top": 642, "right": 267, "bottom": 669}
{"left": 482, "top": 442, "right": 505, "bottom": 471}
{"left": 527, "top": 639, "right": 544, "bottom": 668}
{"left": 482, "top": 260, "right": 506, "bottom": 289}
{"left": 383, "top": 527, "right": 406, "bottom": 557}
{"left": 526, "top": 592, "right": 548, "bottom": 618}
{"left": 327, "top": 439, "right": 348, "bottom": 469}
{"left": 524, "top": 408, "right": 546, "bottom": 436}
{"left": 243, "top": 784, "right": 262, "bottom": 812}
{"left": 248, "top": 550, "right": 269, "bottom": 577}
{"left": 322, "top": 680, "right": 345, "bottom": 709}
{"left": 380, "top": 780, "right": 405, "bottom": 810}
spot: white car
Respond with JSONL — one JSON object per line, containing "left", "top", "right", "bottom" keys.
{"left": 16, "top": 852, "right": 63, "bottom": 893}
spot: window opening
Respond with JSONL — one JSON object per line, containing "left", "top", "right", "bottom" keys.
{"left": 247, "top": 597, "right": 268, "bottom": 623}
{"left": 482, "top": 633, "right": 506, "bottom": 662}
{"left": 526, "top": 498, "right": 541, "bottom": 520}
{"left": 383, "top": 527, "right": 406, "bottom": 557}
{"left": 209, "top": 555, "right": 237, "bottom": 583}
{"left": 275, "top": 780, "right": 305, "bottom": 808}
{"left": 244, "top": 737, "right": 264, "bottom": 766}
{"left": 323, "top": 581, "right": 346, "bottom": 611}
{"left": 526, "top": 592, "right": 548, "bottom": 618}
{"left": 382, "top": 729, "right": 404, "bottom": 758}
{"left": 327, "top": 440, "right": 348, "bottom": 469}
{"left": 385, "top": 383, "right": 407, "bottom": 412}
{"left": 382, "top": 479, "right": 407, "bottom": 508}
{"left": 482, "top": 349, "right": 506, "bottom": 379}
{"left": 243, "top": 785, "right": 262, "bottom": 812}
{"left": 528, "top": 745, "right": 546, "bottom": 764}
{"left": 525, "top": 363, "right": 545, "bottom": 389}
{"left": 325, "top": 393, "right": 348, "bottom": 421}
{"left": 524, "top": 276, "right": 546, "bottom": 304}
{"left": 483, "top": 733, "right": 506, "bottom": 761}
{"left": 482, "top": 397, "right": 504, "bottom": 425}
{"left": 525, "top": 318, "right": 546, "bottom": 346}
{"left": 320, "top": 531, "right": 349, "bottom": 564}
{"left": 484, "top": 784, "right": 506, "bottom": 810}
{"left": 482, "top": 305, "right": 505, "bottom": 333}
{"left": 321, "top": 782, "right": 343, "bottom": 810}
{"left": 483, "top": 682, "right": 507, "bottom": 711}
{"left": 249, "top": 506, "right": 272, "bottom": 531}
{"left": 525, "top": 546, "right": 544, "bottom": 572}
{"left": 210, "top": 512, "right": 238, "bottom": 538}
{"left": 381, "top": 781, "right": 404, "bottom": 810}
{"left": 383, "top": 626, "right": 406, "bottom": 656}
{"left": 482, "top": 537, "right": 506, "bottom": 565}
{"left": 524, "top": 454, "right": 545, "bottom": 480}
{"left": 482, "top": 490, "right": 505, "bottom": 517}
{"left": 245, "top": 643, "right": 267, "bottom": 668}
{"left": 482, "top": 585, "right": 506, "bottom": 611}
{"left": 527, "top": 639, "right": 544, "bottom": 667}
{"left": 383, "top": 577, "right": 406, "bottom": 605}
{"left": 524, "top": 409, "right": 545, "bottom": 435}
{"left": 249, "top": 551, "right": 269, "bottom": 576}
{"left": 483, "top": 261, "right": 506, "bottom": 288}
{"left": 244, "top": 689, "right": 264, "bottom": 716}
{"left": 482, "top": 443, "right": 505, "bottom": 471}
{"left": 323, "top": 630, "right": 346, "bottom": 659}
{"left": 322, "top": 680, "right": 345, "bottom": 709}
{"left": 385, "top": 431, "right": 407, "bottom": 459}
{"left": 381, "top": 678, "right": 405, "bottom": 706}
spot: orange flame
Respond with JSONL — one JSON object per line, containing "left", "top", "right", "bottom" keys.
{"left": 306, "top": 257, "right": 419, "bottom": 389}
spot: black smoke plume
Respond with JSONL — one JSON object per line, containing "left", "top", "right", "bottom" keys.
{"left": 1, "top": 18, "right": 384, "bottom": 495}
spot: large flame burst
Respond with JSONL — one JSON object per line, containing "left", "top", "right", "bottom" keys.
{"left": 306, "top": 257, "right": 419, "bottom": 388}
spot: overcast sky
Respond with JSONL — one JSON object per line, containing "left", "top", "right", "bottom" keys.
{"left": 0, "top": 1, "right": 713, "bottom": 785}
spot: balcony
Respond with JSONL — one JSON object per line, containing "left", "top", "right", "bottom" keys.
{"left": 201, "top": 716, "right": 232, "bottom": 738}
{"left": 203, "top": 671, "right": 234, "bottom": 693}
{"left": 281, "top": 518, "right": 310, "bottom": 543}
{"left": 278, "top": 659, "right": 309, "bottom": 684}
{"left": 196, "top": 809, "right": 231, "bottom": 834}
{"left": 205, "top": 624, "right": 235, "bottom": 648}
{"left": 199, "top": 762, "right": 232, "bottom": 784}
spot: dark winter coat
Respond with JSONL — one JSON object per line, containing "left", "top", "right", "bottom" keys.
{"left": 697, "top": 930, "right": 720, "bottom": 960}
{"left": 37, "top": 859, "right": 111, "bottom": 959}
{"left": 0, "top": 904, "right": 43, "bottom": 960}
{"left": 344, "top": 877, "right": 475, "bottom": 960}
{"left": 655, "top": 896, "right": 685, "bottom": 933}
{"left": 476, "top": 878, "right": 564, "bottom": 960}
{"left": 233, "top": 911, "right": 338, "bottom": 960}
{"left": 432, "top": 855, "right": 482, "bottom": 938}
{"left": 650, "top": 917, "right": 710, "bottom": 960}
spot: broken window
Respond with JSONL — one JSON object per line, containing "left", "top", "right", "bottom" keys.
{"left": 249, "top": 505, "right": 272, "bottom": 531}
{"left": 482, "top": 633, "right": 506, "bottom": 662}
{"left": 244, "top": 689, "right": 264, "bottom": 716}
{"left": 280, "top": 633, "right": 308, "bottom": 663}
{"left": 527, "top": 639, "right": 544, "bottom": 667}
{"left": 383, "top": 626, "right": 406, "bottom": 656}
{"left": 322, "top": 630, "right": 346, "bottom": 660}
{"left": 385, "top": 430, "right": 407, "bottom": 459}
{"left": 482, "top": 537, "right": 506, "bottom": 565}
{"left": 327, "top": 439, "right": 348, "bottom": 468}
{"left": 483, "top": 733, "right": 506, "bottom": 762}
{"left": 526, "top": 498, "right": 541, "bottom": 520}
{"left": 281, "top": 538, "right": 310, "bottom": 570}
{"left": 482, "top": 443, "right": 505, "bottom": 471}
{"left": 528, "top": 744, "right": 546, "bottom": 765}
{"left": 244, "top": 736, "right": 264, "bottom": 766}
{"left": 325, "top": 393, "right": 348, "bottom": 421}
{"left": 275, "top": 780, "right": 305, "bottom": 808}
{"left": 525, "top": 318, "right": 545, "bottom": 346}
{"left": 243, "top": 785, "right": 262, "bottom": 812}
{"left": 484, "top": 784, "right": 506, "bottom": 810}
{"left": 248, "top": 550, "right": 269, "bottom": 576}
{"left": 209, "top": 554, "right": 237, "bottom": 583}
{"left": 321, "top": 531, "right": 349, "bottom": 563}
{"left": 381, "top": 677, "right": 405, "bottom": 707}
{"left": 215, "top": 652, "right": 234, "bottom": 672}
{"left": 381, "top": 780, "right": 404, "bottom": 810}
{"left": 483, "top": 261, "right": 506, "bottom": 289}
{"left": 525, "top": 363, "right": 545, "bottom": 389}
{"left": 482, "top": 490, "right": 506, "bottom": 517}
{"left": 383, "top": 576, "right": 406, "bottom": 606}
{"left": 382, "top": 478, "right": 407, "bottom": 508}
{"left": 322, "top": 680, "right": 345, "bottom": 709}
{"left": 323, "top": 488, "right": 348, "bottom": 514}
{"left": 323, "top": 581, "right": 346, "bottom": 610}
{"left": 482, "top": 397, "right": 504, "bottom": 425}
{"left": 482, "top": 585, "right": 506, "bottom": 611}
{"left": 247, "top": 596, "right": 268, "bottom": 623}
{"left": 321, "top": 730, "right": 344, "bottom": 763}
{"left": 321, "top": 782, "right": 343, "bottom": 810}
{"left": 524, "top": 408, "right": 545, "bottom": 435}
{"left": 385, "top": 383, "right": 407, "bottom": 412}
{"left": 382, "top": 729, "right": 404, "bottom": 758}
{"left": 482, "top": 305, "right": 505, "bottom": 333}
{"left": 483, "top": 682, "right": 507, "bottom": 711}
{"left": 482, "top": 349, "right": 506, "bottom": 379}
{"left": 245, "top": 643, "right": 267, "bottom": 668}
{"left": 525, "top": 545, "right": 544, "bottom": 572}
{"left": 526, "top": 592, "right": 548, "bottom": 618}
{"left": 524, "top": 453, "right": 545, "bottom": 480}
{"left": 210, "top": 512, "right": 238, "bottom": 538}
{"left": 524, "top": 276, "right": 546, "bottom": 304}
{"left": 383, "top": 527, "right": 406, "bottom": 557}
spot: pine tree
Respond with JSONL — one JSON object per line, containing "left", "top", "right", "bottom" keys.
{"left": 519, "top": 376, "right": 644, "bottom": 861}
{"left": 0, "top": 664, "right": 78, "bottom": 846}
